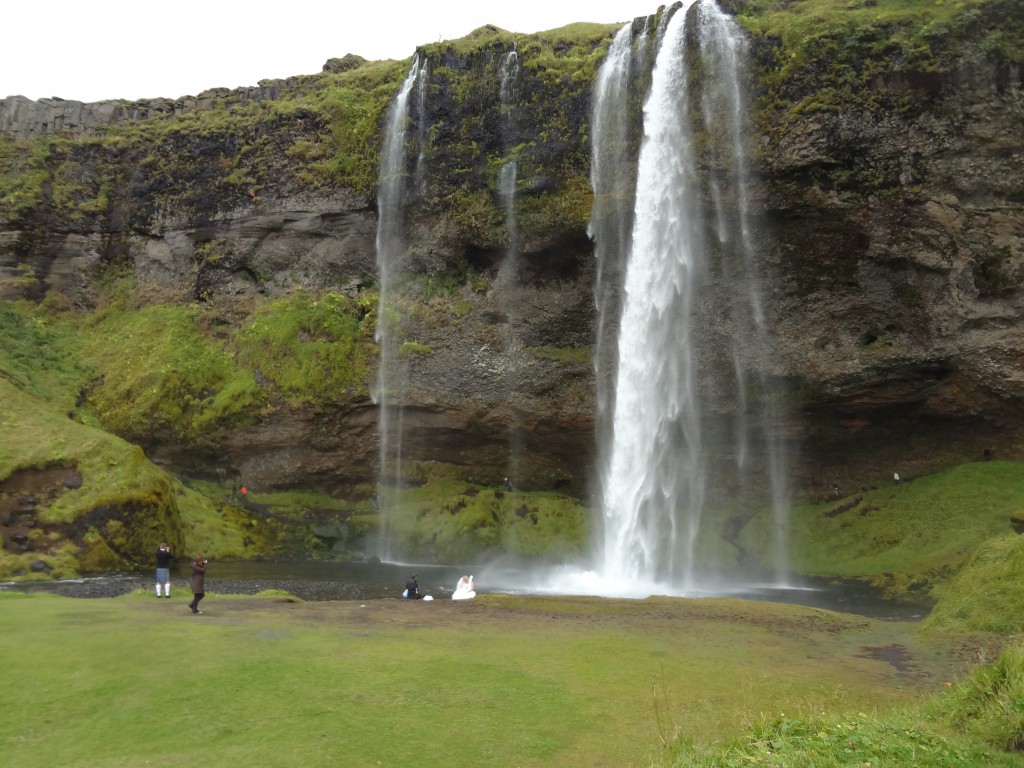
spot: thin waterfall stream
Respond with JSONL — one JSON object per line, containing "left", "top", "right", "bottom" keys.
{"left": 498, "top": 48, "right": 523, "bottom": 487}
{"left": 374, "top": 58, "right": 422, "bottom": 560}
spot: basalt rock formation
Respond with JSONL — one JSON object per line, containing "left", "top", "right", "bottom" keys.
{"left": 1, "top": 1, "right": 1022, "bottom": 511}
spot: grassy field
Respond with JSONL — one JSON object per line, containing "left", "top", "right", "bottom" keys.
{"left": 0, "top": 590, "right": 1016, "bottom": 768}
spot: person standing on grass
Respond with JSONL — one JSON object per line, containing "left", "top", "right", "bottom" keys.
{"left": 189, "top": 555, "right": 208, "bottom": 614}
{"left": 154, "top": 543, "right": 172, "bottom": 598}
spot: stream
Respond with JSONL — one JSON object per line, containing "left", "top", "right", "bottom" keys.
{"left": 1, "top": 559, "right": 929, "bottom": 620}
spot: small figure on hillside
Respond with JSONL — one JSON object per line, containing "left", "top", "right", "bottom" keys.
{"left": 504, "top": 477, "right": 513, "bottom": 492}
{"left": 983, "top": 448, "right": 993, "bottom": 461}
{"left": 154, "top": 543, "right": 172, "bottom": 598}
{"left": 894, "top": 472, "right": 901, "bottom": 485}
{"left": 189, "top": 555, "right": 208, "bottom": 614}
{"left": 833, "top": 485, "right": 840, "bottom": 498}
{"left": 453, "top": 574, "right": 476, "bottom": 601}
{"left": 371, "top": 492, "right": 378, "bottom": 509}
{"left": 404, "top": 573, "right": 421, "bottom": 600}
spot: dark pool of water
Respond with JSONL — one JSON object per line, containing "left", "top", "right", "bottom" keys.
{"left": 0, "top": 560, "right": 930, "bottom": 621}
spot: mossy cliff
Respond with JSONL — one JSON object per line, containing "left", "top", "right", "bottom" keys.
{"left": 0, "top": 0, "right": 1022, "bottom": 578}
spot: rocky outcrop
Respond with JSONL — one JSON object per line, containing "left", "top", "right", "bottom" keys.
{"left": 0, "top": 79, "right": 304, "bottom": 140}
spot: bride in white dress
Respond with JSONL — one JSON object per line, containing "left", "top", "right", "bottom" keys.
{"left": 452, "top": 574, "right": 476, "bottom": 600}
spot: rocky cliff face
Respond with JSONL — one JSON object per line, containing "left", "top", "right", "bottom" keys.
{"left": 752, "top": 24, "right": 1024, "bottom": 495}
{"left": 1, "top": 3, "right": 1022, "bottom": 505}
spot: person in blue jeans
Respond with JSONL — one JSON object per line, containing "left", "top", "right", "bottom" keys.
{"left": 154, "top": 544, "right": 172, "bottom": 598}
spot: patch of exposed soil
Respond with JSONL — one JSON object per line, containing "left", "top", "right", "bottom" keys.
{"left": 0, "top": 464, "right": 80, "bottom": 564}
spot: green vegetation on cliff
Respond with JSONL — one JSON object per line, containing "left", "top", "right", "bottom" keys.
{"left": 0, "top": 288, "right": 380, "bottom": 576}
{"left": 7, "top": 278, "right": 378, "bottom": 446}
{"left": 734, "top": 0, "right": 1024, "bottom": 198}
{"left": 235, "top": 291, "right": 377, "bottom": 405}
{"left": 737, "top": 0, "right": 1022, "bottom": 115}
{"left": 347, "top": 479, "right": 589, "bottom": 563}
{"left": 0, "top": 299, "right": 87, "bottom": 410}
{"left": 0, "top": 135, "right": 49, "bottom": 219}
{"left": 2, "top": 284, "right": 597, "bottom": 575}
{"left": 0, "top": 19, "right": 616, "bottom": 241}
{"left": 80, "top": 303, "right": 264, "bottom": 444}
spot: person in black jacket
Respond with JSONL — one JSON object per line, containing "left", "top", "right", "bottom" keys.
{"left": 154, "top": 544, "right": 172, "bottom": 598}
{"left": 404, "top": 573, "right": 421, "bottom": 599}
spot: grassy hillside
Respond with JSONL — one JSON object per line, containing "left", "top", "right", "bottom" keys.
{"left": 740, "top": 461, "right": 1024, "bottom": 594}
{"left": 0, "top": 375, "right": 181, "bottom": 577}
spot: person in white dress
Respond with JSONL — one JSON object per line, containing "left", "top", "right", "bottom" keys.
{"left": 452, "top": 574, "right": 476, "bottom": 600}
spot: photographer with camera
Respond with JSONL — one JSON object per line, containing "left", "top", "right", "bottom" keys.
{"left": 188, "top": 555, "right": 208, "bottom": 614}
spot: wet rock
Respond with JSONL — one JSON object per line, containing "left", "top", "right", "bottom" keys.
{"left": 63, "top": 474, "right": 84, "bottom": 490}
{"left": 312, "top": 522, "right": 349, "bottom": 543}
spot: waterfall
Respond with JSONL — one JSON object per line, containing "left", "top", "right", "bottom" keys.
{"left": 375, "top": 58, "right": 422, "bottom": 560}
{"left": 697, "top": 2, "right": 790, "bottom": 582}
{"left": 590, "top": 23, "right": 641, "bottom": 541}
{"left": 594, "top": 1, "right": 789, "bottom": 593}
{"left": 500, "top": 49, "right": 520, "bottom": 129}
{"left": 498, "top": 49, "right": 523, "bottom": 487}
{"left": 498, "top": 49, "right": 520, "bottom": 257}
{"left": 413, "top": 58, "right": 430, "bottom": 197}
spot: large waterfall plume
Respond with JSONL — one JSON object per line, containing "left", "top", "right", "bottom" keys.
{"left": 590, "top": 20, "right": 650, "bottom": 528}
{"left": 591, "top": 1, "right": 790, "bottom": 594}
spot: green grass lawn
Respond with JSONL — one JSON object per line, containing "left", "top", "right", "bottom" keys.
{"left": 740, "top": 461, "right": 1024, "bottom": 598}
{"left": 0, "top": 591, "right": 1011, "bottom": 768}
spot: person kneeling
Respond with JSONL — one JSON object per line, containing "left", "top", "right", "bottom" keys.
{"left": 403, "top": 573, "right": 422, "bottom": 599}
{"left": 452, "top": 574, "right": 476, "bottom": 600}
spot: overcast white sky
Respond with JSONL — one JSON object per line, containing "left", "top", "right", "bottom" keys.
{"left": 3, "top": 1, "right": 661, "bottom": 103}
